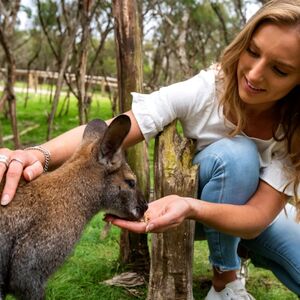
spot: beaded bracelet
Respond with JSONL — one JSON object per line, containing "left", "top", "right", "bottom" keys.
{"left": 25, "top": 146, "right": 51, "bottom": 172}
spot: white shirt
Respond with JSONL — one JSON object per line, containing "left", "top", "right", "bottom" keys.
{"left": 132, "top": 67, "right": 297, "bottom": 197}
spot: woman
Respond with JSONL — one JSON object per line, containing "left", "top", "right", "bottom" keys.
{"left": 0, "top": 0, "right": 299, "bottom": 299}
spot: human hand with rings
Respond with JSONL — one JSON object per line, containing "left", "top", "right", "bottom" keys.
{"left": 0, "top": 148, "right": 45, "bottom": 206}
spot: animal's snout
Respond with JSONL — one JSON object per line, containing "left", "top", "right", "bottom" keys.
{"left": 137, "top": 201, "right": 148, "bottom": 215}
{"left": 131, "top": 202, "right": 148, "bottom": 221}
{"left": 136, "top": 192, "right": 148, "bottom": 218}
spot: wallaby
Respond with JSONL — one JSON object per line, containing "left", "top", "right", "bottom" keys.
{"left": 0, "top": 115, "right": 148, "bottom": 300}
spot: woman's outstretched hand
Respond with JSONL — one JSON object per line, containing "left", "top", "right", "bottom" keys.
{"left": 104, "top": 194, "right": 194, "bottom": 233}
{"left": 0, "top": 148, "right": 44, "bottom": 205}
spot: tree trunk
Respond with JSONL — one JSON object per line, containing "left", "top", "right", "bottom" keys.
{"left": 46, "top": 28, "right": 76, "bottom": 140}
{"left": 112, "top": 0, "right": 150, "bottom": 275}
{"left": 176, "top": 10, "right": 191, "bottom": 77}
{"left": 36, "top": 0, "right": 78, "bottom": 140}
{"left": 76, "top": 0, "right": 93, "bottom": 125}
{"left": 147, "top": 121, "right": 198, "bottom": 300}
{"left": 0, "top": 0, "right": 21, "bottom": 148}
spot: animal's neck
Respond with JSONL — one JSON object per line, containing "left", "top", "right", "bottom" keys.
{"left": 45, "top": 164, "right": 103, "bottom": 219}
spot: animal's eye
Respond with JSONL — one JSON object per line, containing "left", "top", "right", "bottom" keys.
{"left": 125, "top": 179, "right": 136, "bottom": 188}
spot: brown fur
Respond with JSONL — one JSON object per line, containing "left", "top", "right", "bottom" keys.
{"left": 0, "top": 115, "right": 148, "bottom": 300}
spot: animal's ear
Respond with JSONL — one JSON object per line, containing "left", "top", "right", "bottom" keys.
{"left": 82, "top": 119, "right": 107, "bottom": 143}
{"left": 100, "top": 115, "right": 131, "bottom": 161}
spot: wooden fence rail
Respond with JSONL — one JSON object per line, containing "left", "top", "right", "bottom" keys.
{"left": 0, "top": 68, "right": 118, "bottom": 91}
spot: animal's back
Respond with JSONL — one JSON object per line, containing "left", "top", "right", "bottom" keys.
{"left": 0, "top": 115, "right": 148, "bottom": 299}
{"left": 0, "top": 173, "right": 87, "bottom": 299}
{"left": 0, "top": 179, "right": 44, "bottom": 298}
{"left": 0, "top": 177, "right": 46, "bottom": 235}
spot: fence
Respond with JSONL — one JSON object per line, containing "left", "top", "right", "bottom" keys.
{"left": 0, "top": 68, "right": 118, "bottom": 92}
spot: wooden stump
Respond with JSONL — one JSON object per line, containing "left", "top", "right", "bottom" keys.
{"left": 147, "top": 120, "right": 198, "bottom": 300}
{"left": 28, "top": 71, "right": 38, "bottom": 91}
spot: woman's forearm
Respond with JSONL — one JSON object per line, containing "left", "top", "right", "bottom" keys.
{"left": 186, "top": 181, "right": 286, "bottom": 239}
{"left": 37, "top": 110, "right": 143, "bottom": 170}
{"left": 39, "top": 125, "right": 86, "bottom": 170}
{"left": 187, "top": 198, "right": 272, "bottom": 239}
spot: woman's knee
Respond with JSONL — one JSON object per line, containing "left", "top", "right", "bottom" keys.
{"left": 194, "top": 136, "right": 260, "bottom": 203}
{"left": 194, "top": 136, "right": 259, "bottom": 175}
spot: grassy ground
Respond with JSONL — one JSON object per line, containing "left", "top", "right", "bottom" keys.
{"left": 1, "top": 90, "right": 298, "bottom": 299}
{"left": 1, "top": 89, "right": 113, "bottom": 148}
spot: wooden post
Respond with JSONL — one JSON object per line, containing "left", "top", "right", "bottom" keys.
{"left": 147, "top": 121, "right": 198, "bottom": 300}
{"left": 28, "top": 71, "right": 38, "bottom": 91}
{"left": 112, "top": 0, "right": 150, "bottom": 275}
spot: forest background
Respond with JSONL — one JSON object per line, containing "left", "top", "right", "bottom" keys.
{"left": 0, "top": 0, "right": 267, "bottom": 148}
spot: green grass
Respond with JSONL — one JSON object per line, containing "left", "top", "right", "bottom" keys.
{"left": 46, "top": 213, "right": 146, "bottom": 300}
{"left": 1, "top": 88, "right": 298, "bottom": 299}
{"left": 1, "top": 90, "right": 113, "bottom": 148}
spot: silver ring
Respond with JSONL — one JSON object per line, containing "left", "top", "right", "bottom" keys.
{"left": 10, "top": 158, "right": 24, "bottom": 166}
{"left": 0, "top": 154, "right": 9, "bottom": 168}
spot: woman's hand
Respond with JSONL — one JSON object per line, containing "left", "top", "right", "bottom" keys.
{"left": 0, "top": 148, "right": 44, "bottom": 205}
{"left": 104, "top": 194, "right": 194, "bottom": 233}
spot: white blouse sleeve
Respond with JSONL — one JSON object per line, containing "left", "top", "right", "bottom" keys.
{"left": 131, "top": 68, "right": 216, "bottom": 142}
{"left": 260, "top": 157, "right": 299, "bottom": 197}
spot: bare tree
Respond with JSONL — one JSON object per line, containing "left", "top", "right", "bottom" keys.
{"left": 71, "top": 0, "right": 114, "bottom": 124}
{"left": 74, "top": 0, "right": 94, "bottom": 124}
{"left": 233, "top": 0, "right": 247, "bottom": 25}
{"left": 210, "top": 2, "right": 230, "bottom": 45}
{"left": 85, "top": 1, "right": 114, "bottom": 112}
{"left": 36, "top": 0, "right": 77, "bottom": 140}
{"left": 0, "top": 0, "right": 21, "bottom": 148}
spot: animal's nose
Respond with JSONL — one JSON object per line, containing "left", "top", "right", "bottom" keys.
{"left": 141, "top": 202, "right": 148, "bottom": 213}
{"left": 137, "top": 202, "right": 148, "bottom": 216}
{"left": 143, "top": 202, "right": 148, "bottom": 211}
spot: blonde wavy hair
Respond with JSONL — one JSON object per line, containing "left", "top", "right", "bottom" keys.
{"left": 219, "top": 0, "right": 300, "bottom": 218}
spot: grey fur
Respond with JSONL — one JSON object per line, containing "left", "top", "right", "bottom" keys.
{"left": 0, "top": 115, "right": 148, "bottom": 300}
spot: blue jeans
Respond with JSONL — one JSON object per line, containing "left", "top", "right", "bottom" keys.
{"left": 193, "top": 136, "right": 300, "bottom": 295}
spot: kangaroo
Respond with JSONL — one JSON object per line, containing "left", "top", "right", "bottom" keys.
{"left": 0, "top": 115, "right": 148, "bottom": 300}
